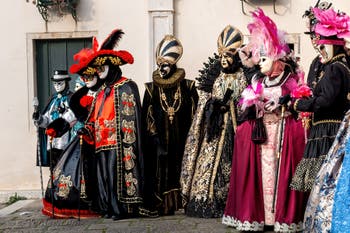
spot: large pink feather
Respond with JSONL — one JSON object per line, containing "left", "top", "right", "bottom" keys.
{"left": 247, "top": 8, "right": 289, "bottom": 60}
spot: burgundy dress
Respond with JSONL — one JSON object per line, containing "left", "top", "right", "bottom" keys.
{"left": 222, "top": 71, "right": 308, "bottom": 232}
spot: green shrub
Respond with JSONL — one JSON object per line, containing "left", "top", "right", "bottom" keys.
{"left": 6, "top": 193, "right": 27, "bottom": 206}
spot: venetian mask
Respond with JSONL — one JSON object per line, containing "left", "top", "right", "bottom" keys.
{"left": 53, "top": 81, "right": 66, "bottom": 93}
{"left": 98, "top": 65, "right": 109, "bottom": 79}
{"left": 220, "top": 53, "right": 234, "bottom": 69}
{"left": 82, "top": 75, "right": 98, "bottom": 88}
{"left": 259, "top": 56, "right": 274, "bottom": 74}
{"left": 158, "top": 62, "right": 172, "bottom": 78}
{"left": 315, "top": 43, "right": 334, "bottom": 64}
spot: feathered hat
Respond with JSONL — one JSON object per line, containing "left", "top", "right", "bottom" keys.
{"left": 310, "top": 7, "right": 350, "bottom": 45}
{"left": 156, "top": 35, "right": 183, "bottom": 66}
{"left": 303, "top": 0, "right": 333, "bottom": 35}
{"left": 91, "top": 29, "right": 134, "bottom": 67}
{"left": 217, "top": 25, "right": 243, "bottom": 56}
{"left": 69, "top": 29, "right": 134, "bottom": 75}
{"left": 247, "top": 8, "right": 289, "bottom": 60}
{"left": 69, "top": 37, "right": 99, "bottom": 76}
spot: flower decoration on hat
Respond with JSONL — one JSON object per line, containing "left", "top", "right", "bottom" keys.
{"left": 156, "top": 35, "right": 183, "bottom": 66}
{"left": 312, "top": 7, "right": 350, "bottom": 45}
{"left": 247, "top": 8, "right": 289, "bottom": 61}
{"left": 217, "top": 25, "right": 243, "bottom": 56}
{"left": 303, "top": 0, "right": 332, "bottom": 35}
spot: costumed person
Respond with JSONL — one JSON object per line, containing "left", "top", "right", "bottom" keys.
{"left": 180, "top": 25, "right": 247, "bottom": 218}
{"left": 32, "top": 70, "right": 76, "bottom": 168}
{"left": 303, "top": 1, "right": 333, "bottom": 90}
{"left": 77, "top": 29, "right": 144, "bottom": 220}
{"left": 70, "top": 77, "right": 87, "bottom": 139}
{"left": 141, "top": 35, "right": 198, "bottom": 216}
{"left": 290, "top": 2, "right": 350, "bottom": 192}
{"left": 222, "top": 9, "right": 308, "bottom": 232}
{"left": 42, "top": 43, "right": 103, "bottom": 218}
{"left": 297, "top": 6, "right": 350, "bottom": 232}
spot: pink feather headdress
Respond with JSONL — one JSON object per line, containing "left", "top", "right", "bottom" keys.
{"left": 312, "top": 7, "right": 350, "bottom": 39}
{"left": 247, "top": 8, "right": 289, "bottom": 60}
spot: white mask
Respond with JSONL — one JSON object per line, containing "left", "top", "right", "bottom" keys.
{"left": 315, "top": 44, "right": 334, "bottom": 64}
{"left": 98, "top": 65, "right": 109, "bottom": 79}
{"left": 53, "top": 81, "right": 66, "bottom": 93}
{"left": 84, "top": 75, "right": 98, "bottom": 88}
{"left": 259, "top": 56, "right": 274, "bottom": 74}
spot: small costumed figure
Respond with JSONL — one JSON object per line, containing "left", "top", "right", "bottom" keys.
{"left": 33, "top": 70, "right": 76, "bottom": 168}
{"left": 42, "top": 43, "right": 103, "bottom": 219}
{"left": 222, "top": 9, "right": 308, "bottom": 232}
{"left": 180, "top": 25, "right": 247, "bottom": 218}
{"left": 141, "top": 35, "right": 198, "bottom": 216}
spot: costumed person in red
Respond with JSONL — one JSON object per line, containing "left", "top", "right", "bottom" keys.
{"left": 33, "top": 70, "right": 76, "bottom": 168}
{"left": 78, "top": 29, "right": 144, "bottom": 220}
{"left": 42, "top": 42, "right": 103, "bottom": 219}
{"left": 141, "top": 35, "right": 198, "bottom": 216}
{"left": 290, "top": 2, "right": 350, "bottom": 192}
{"left": 222, "top": 9, "right": 308, "bottom": 232}
{"left": 180, "top": 25, "right": 247, "bottom": 218}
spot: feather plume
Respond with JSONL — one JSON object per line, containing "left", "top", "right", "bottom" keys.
{"left": 239, "top": 81, "right": 264, "bottom": 111}
{"left": 247, "top": 8, "right": 289, "bottom": 60}
{"left": 100, "top": 29, "right": 124, "bottom": 50}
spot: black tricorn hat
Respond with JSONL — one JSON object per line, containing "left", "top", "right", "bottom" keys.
{"left": 46, "top": 118, "right": 71, "bottom": 138}
{"left": 51, "top": 70, "right": 71, "bottom": 81}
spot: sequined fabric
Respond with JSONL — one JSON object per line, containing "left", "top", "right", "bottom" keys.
{"left": 304, "top": 112, "right": 350, "bottom": 232}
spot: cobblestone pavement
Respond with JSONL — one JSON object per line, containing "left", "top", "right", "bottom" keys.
{"left": 0, "top": 199, "right": 241, "bottom": 233}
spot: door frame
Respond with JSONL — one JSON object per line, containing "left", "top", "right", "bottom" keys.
{"left": 26, "top": 31, "right": 97, "bottom": 131}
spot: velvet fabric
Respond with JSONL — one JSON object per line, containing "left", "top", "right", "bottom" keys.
{"left": 42, "top": 137, "right": 99, "bottom": 219}
{"left": 142, "top": 69, "right": 198, "bottom": 216}
{"left": 223, "top": 70, "right": 308, "bottom": 232}
{"left": 291, "top": 56, "right": 350, "bottom": 191}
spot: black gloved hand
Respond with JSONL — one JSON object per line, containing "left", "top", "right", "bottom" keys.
{"left": 213, "top": 99, "right": 229, "bottom": 113}
{"left": 278, "top": 94, "right": 291, "bottom": 105}
{"left": 32, "top": 111, "right": 40, "bottom": 121}
{"left": 57, "top": 106, "right": 66, "bottom": 114}
{"left": 77, "top": 127, "right": 89, "bottom": 136}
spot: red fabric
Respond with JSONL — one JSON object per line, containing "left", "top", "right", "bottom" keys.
{"left": 45, "top": 128, "right": 56, "bottom": 137}
{"left": 42, "top": 198, "right": 100, "bottom": 219}
{"left": 224, "top": 117, "right": 308, "bottom": 226}
{"left": 84, "top": 77, "right": 128, "bottom": 150}
{"left": 224, "top": 120, "right": 265, "bottom": 223}
{"left": 80, "top": 96, "right": 94, "bottom": 108}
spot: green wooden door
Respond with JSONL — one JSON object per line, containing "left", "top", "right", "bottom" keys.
{"left": 35, "top": 38, "right": 92, "bottom": 111}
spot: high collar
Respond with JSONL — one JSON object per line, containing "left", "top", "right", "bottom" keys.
{"left": 152, "top": 68, "right": 185, "bottom": 88}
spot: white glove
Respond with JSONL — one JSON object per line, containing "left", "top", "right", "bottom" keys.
{"left": 264, "top": 99, "right": 280, "bottom": 112}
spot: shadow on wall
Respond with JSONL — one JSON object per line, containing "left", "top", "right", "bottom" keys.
{"left": 76, "top": 0, "right": 95, "bottom": 22}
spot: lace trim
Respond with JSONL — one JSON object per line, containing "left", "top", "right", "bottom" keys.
{"left": 222, "top": 215, "right": 264, "bottom": 231}
{"left": 275, "top": 221, "right": 304, "bottom": 232}
{"left": 222, "top": 215, "right": 304, "bottom": 232}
